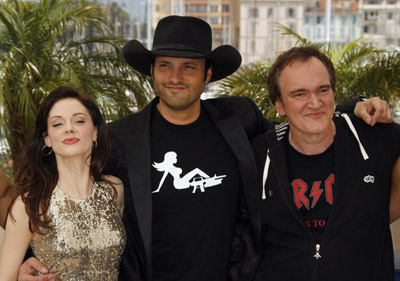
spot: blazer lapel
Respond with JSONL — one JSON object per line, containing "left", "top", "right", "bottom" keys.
{"left": 202, "top": 100, "right": 261, "bottom": 242}
{"left": 124, "top": 101, "right": 154, "bottom": 268}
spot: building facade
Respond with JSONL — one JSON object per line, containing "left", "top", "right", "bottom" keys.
{"left": 303, "top": 0, "right": 361, "bottom": 44}
{"left": 359, "top": 0, "right": 400, "bottom": 48}
{"left": 240, "top": 0, "right": 304, "bottom": 64}
{"left": 152, "top": 0, "right": 240, "bottom": 48}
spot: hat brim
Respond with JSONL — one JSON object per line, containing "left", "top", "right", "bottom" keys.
{"left": 122, "top": 40, "right": 241, "bottom": 82}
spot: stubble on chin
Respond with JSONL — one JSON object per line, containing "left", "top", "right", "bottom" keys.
{"left": 159, "top": 95, "right": 199, "bottom": 112}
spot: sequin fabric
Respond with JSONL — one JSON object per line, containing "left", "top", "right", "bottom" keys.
{"left": 30, "top": 182, "right": 126, "bottom": 281}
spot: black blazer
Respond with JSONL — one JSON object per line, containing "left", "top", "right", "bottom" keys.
{"left": 106, "top": 96, "right": 274, "bottom": 281}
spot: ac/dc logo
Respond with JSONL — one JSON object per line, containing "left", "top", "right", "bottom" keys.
{"left": 291, "top": 174, "right": 335, "bottom": 210}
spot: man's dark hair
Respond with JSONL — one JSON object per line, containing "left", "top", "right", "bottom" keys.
{"left": 267, "top": 46, "right": 336, "bottom": 104}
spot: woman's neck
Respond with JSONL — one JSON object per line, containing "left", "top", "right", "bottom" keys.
{"left": 55, "top": 156, "right": 93, "bottom": 199}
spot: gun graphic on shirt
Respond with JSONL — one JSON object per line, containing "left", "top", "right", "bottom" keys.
{"left": 189, "top": 175, "right": 226, "bottom": 193}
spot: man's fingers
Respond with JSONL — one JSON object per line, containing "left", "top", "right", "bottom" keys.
{"left": 18, "top": 257, "right": 54, "bottom": 281}
{"left": 18, "top": 273, "right": 55, "bottom": 281}
{"left": 22, "top": 257, "right": 48, "bottom": 274}
{"left": 359, "top": 110, "right": 372, "bottom": 125}
{"left": 370, "top": 100, "right": 393, "bottom": 125}
{"left": 362, "top": 97, "right": 393, "bottom": 126}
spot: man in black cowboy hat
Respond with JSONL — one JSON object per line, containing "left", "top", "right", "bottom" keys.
{"left": 17, "top": 15, "right": 392, "bottom": 281}
{"left": 111, "top": 15, "right": 264, "bottom": 281}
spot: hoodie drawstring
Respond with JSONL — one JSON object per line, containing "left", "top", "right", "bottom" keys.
{"left": 262, "top": 149, "right": 270, "bottom": 200}
{"left": 341, "top": 113, "right": 369, "bottom": 160}
{"left": 261, "top": 114, "right": 369, "bottom": 199}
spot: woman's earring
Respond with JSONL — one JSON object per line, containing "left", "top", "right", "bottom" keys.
{"left": 93, "top": 140, "right": 97, "bottom": 150}
{"left": 41, "top": 145, "right": 53, "bottom": 156}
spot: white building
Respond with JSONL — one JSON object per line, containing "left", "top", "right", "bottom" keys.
{"left": 359, "top": 0, "right": 400, "bottom": 48}
{"left": 303, "top": 0, "right": 362, "bottom": 44}
{"left": 240, "top": 0, "right": 304, "bottom": 64}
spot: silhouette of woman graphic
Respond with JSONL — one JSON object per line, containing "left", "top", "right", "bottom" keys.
{"left": 152, "top": 151, "right": 210, "bottom": 193}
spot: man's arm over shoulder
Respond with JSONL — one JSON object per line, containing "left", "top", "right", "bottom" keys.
{"left": 337, "top": 97, "right": 393, "bottom": 125}
{"left": 208, "top": 96, "right": 277, "bottom": 138}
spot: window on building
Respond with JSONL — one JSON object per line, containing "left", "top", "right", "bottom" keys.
{"left": 222, "top": 5, "right": 229, "bottom": 12}
{"left": 388, "top": 0, "right": 396, "bottom": 4}
{"left": 251, "top": 40, "right": 256, "bottom": 53}
{"left": 223, "top": 17, "right": 229, "bottom": 24}
{"left": 352, "top": 15, "right": 358, "bottom": 24}
{"left": 162, "top": 5, "right": 167, "bottom": 12}
{"left": 317, "top": 27, "right": 321, "bottom": 39}
{"left": 364, "top": 25, "right": 369, "bottom": 33}
{"left": 305, "top": 27, "right": 310, "bottom": 39}
{"left": 387, "top": 25, "right": 394, "bottom": 36}
{"left": 250, "top": 22, "right": 256, "bottom": 35}
{"left": 155, "top": 4, "right": 160, "bottom": 11}
{"left": 367, "top": 0, "right": 379, "bottom": 4}
{"left": 188, "top": 5, "right": 196, "bottom": 12}
{"left": 289, "top": 23, "right": 296, "bottom": 32}
{"left": 388, "top": 12, "right": 393, "bottom": 19}
{"left": 316, "top": 15, "right": 323, "bottom": 24}
{"left": 268, "top": 8, "right": 273, "bottom": 18}
{"left": 351, "top": 27, "right": 356, "bottom": 40}
{"left": 288, "top": 8, "right": 295, "bottom": 17}
{"left": 366, "top": 11, "right": 378, "bottom": 19}
{"left": 249, "top": 7, "right": 259, "bottom": 18}
{"left": 210, "top": 5, "right": 218, "bottom": 12}
{"left": 304, "top": 15, "right": 309, "bottom": 24}
{"left": 210, "top": 17, "right": 218, "bottom": 24}
{"left": 198, "top": 5, "right": 207, "bottom": 12}
{"left": 340, "top": 15, "right": 347, "bottom": 24}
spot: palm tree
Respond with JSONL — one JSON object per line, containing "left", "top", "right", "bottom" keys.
{"left": 220, "top": 24, "right": 400, "bottom": 120}
{"left": 0, "top": 0, "right": 154, "bottom": 173}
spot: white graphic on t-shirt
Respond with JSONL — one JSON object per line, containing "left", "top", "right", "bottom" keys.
{"left": 152, "top": 151, "right": 226, "bottom": 193}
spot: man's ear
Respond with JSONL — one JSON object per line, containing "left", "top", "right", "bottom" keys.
{"left": 205, "top": 65, "right": 212, "bottom": 83}
{"left": 275, "top": 99, "right": 286, "bottom": 116}
{"left": 150, "top": 64, "right": 154, "bottom": 78}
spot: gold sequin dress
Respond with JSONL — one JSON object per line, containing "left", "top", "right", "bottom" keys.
{"left": 30, "top": 182, "right": 126, "bottom": 281}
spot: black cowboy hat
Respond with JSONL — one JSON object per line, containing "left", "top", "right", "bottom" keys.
{"left": 122, "top": 15, "right": 242, "bottom": 82}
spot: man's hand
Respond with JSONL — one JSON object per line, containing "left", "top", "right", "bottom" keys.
{"left": 354, "top": 97, "right": 393, "bottom": 126}
{"left": 18, "top": 257, "right": 54, "bottom": 281}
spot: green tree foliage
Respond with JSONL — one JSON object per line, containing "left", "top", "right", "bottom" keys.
{"left": 0, "top": 0, "right": 154, "bottom": 173}
{"left": 219, "top": 24, "right": 400, "bottom": 121}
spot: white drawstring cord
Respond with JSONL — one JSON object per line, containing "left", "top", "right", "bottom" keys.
{"left": 341, "top": 113, "right": 369, "bottom": 160}
{"left": 262, "top": 149, "right": 270, "bottom": 199}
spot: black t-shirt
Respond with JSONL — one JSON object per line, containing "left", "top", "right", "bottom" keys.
{"left": 286, "top": 136, "right": 335, "bottom": 243}
{"left": 150, "top": 105, "right": 241, "bottom": 281}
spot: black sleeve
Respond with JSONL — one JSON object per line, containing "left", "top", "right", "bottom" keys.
{"left": 335, "top": 97, "right": 365, "bottom": 113}
{"left": 23, "top": 247, "right": 34, "bottom": 261}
